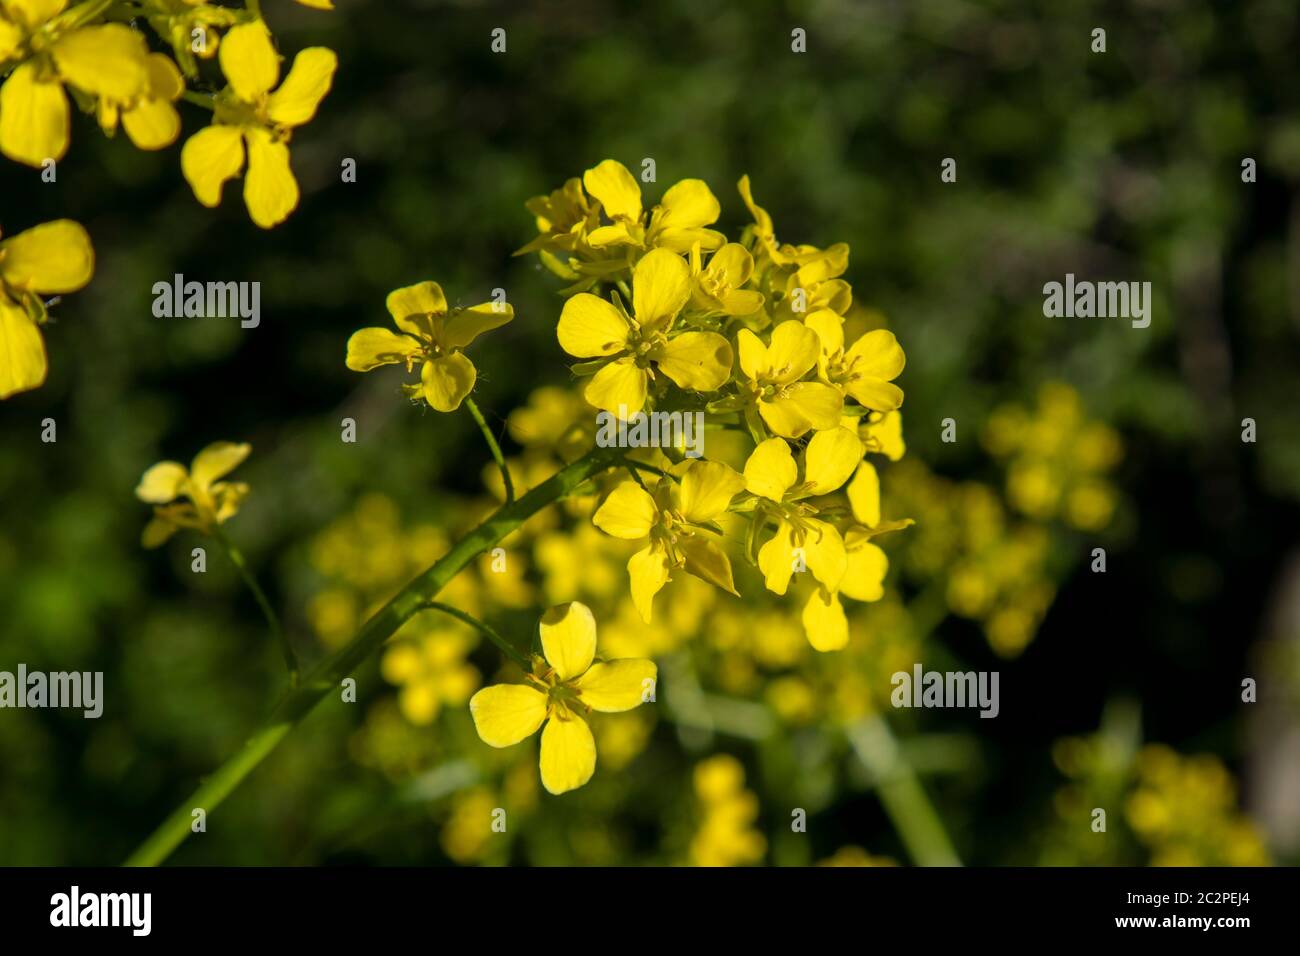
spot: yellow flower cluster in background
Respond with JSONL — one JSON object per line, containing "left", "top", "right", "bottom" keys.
{"left": 689, "top": 754, "right": 766, "bottom": 866}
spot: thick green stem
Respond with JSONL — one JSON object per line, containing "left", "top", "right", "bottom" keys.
{"left": 212, "top": 525, "right": 298, "bottom": 689}
{"left": 847, "top": 716, "right": 962, "bottom": 866}
{"left": 464, "top": 397, "right": 514, "bottom": 504}
{"left": 124, "top": 446, "right": 624, "bottom": 867}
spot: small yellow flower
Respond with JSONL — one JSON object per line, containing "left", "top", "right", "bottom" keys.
{"left": 583, "top": 158, "right": 725, "bottom": 254}
{"left": 736, "top": 320, "right": 843, "bottom": 439}
{"left": 557, "top": 247, "right": 732, "bottom": 414}
{"left": 135, "top": 441, "right": 251, "bottom": 548}
{"left": 592, "top": 459, "right": 746, "bottom": 622}
{"left": 180, "top": 21, "right": 336, "bottom": 228}
{"left": 806, "top": 309, "right": 905, "bottom": 412}
{"left": 97, "top": 51, "right": 184, "bottom": 151}
{"left": 689, "top": 241, "right": 764, "bottom": 316}
{"left": 0, "top": 218, "right": 93, "bottom": 398}
{"left": 0, "top": 3, "right": 150, "bottom": 166}
{"left": 346, "top": 280, "right": 513, "bottom": 412}
{"left": 468, "top": 602, "right": 656, "bottom": 795}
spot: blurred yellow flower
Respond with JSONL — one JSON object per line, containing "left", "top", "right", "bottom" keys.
{"left": 134, "top": 440, "right": 251, "bottom": 548}
{"left": 690, "top": 754, "right": 766, "bottom": 866}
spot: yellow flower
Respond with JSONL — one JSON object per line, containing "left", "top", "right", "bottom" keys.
{"left": 689, "top": 754, "right": 766, "bottom": 866}
{"left": 0, "top": 218, "right": 93, "bottom": 398}
{"left": 592, "top": 459, "right": 747, "bottom": 622}
{"left": 806, "top": 309, "right": 905, "bottom": 411}
{"left": 557, "top": 247, "right": 732, "bottom": 414}
{"left": 346, "top": 280, "right": 513, "bottom": 412}
{"left": 180, "top": 21, "right": 336, "bottom": 228}
{"left": 135, "top": 441, "right": 251, "bottom": 548}
{"left": 97, "top": 51, "right": 184, "bottom": 151}
{"left": 689, "top": 241, "right": 764, "bottom": 316}
{"left": 856, "top": 409, "right": 905, "bottom": 461}
{"left": 0, "top": 3, "right": 150, "bottom": 166}
{"left": 468, "top": 602, "right": 656, "bottom": 795}
{"left": 583, "top": 158, "right": 725, "bottom": 254}
{"left": 737, "top": 320, "right": 842, "bottom": 438}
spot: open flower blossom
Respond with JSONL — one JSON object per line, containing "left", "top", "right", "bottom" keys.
{"left": 558, "top": 247, "right": 732, "bottom": 415}
{"left": 592, "top": 459, "right": 746, "bottom": 623}
{"left": 806, "top": 309, "right": 905, "bottom": 412}
{"left": 469, "top": 602, "right": 656, "bottom": 795}
{"left": 346, "top": 280, "right": 514, "bottom": 412}
{"left": 0, "top": 3, "right": 151, "bottom": 165}
{"left": 689, "top": 241, "right": 764, "bottom": 316}
{"left": 0, "top": 218, "right": 93, "bottom": 398}
{"left": 581, "top": 158, "right": 725, "bottom": 254}
{"left": 737, "top": 321, "right": 843, "bottom": 439}
{"left": 180, "top": 20, "right": 337, "bottom": 228}
{"left": 135, "top": 441, "right": 251, "bottom": 548}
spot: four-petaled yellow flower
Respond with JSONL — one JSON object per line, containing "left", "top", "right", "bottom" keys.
{"left": 180, "top": 20, "right": 337, "bottom": 228}
{"left": 558, "top": 247, "right": 732, "bottom": 414}
{"left": 0, "top": 218, "right": 93, "bottom": 399}
{"left": 689, "top": 241, "right": 765, "bottom": 316}
{"left": 346, "top": 280, "right": 514, "bottom": 412}
{"left": 745, "top": 428, "right": 863, "bottom": 650}
{"left": 806, "top": 310, "right": 906, "bottom": 412}
{"left": 0, "top": 2, "right": 151, "bottom": 165}
{"left": 135, "top": 441, "right": 251, "bottom": 548}
{"left": 592, "top": 459, "right": 746, "bottom": 623}
{"left": 469, "top": 602, "right": 656, "bottom": 795}
{"left": 583, "top": 159, "right": 725, "bottom": 254}
{"left": 737, "top": 320, "right": 843, "bottom": 439}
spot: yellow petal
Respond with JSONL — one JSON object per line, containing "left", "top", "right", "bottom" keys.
{"left": 592, "top": 482, "right": 657, "bottom": 539}
{"left": 736, "top": 327, "right": 767, "bottom": 381}
{"left": 802, "top": 589, "right": 849, "bottom": 651}
{"left": 573, "top": 659, "right": 657, "bottom": 713}
{"left": 267, "top": 46, "right": 336, "bottom": 126}
{"left": 652, "top": 331, "right": 731, "bottom": 391}
{"left": 0, "top": 1, "right": 66, "bottom": 32}
{"left": 804, "top": 308, "right": 844, "bottom": 355}
{"left": 135, "top": 461, "right": 187, "bottom": 503}
{"left": 583, "top": 159, "right": 641, "bottom": 221}
{"left": 846, "top": 377, "right": 904, "bottom": 413}
{"left": 744, "top": 437, "right": 797, "bottom": 501}
{"left": 631, "top": 247, "right": 691, "bottom": 326}
{"left": 294, "top": 0, "right": 334, "bottom": 8}
{"left": 190, "top": 441, "right": 250, "bottom": 489}
{"left": 421, "top": 351, "right": 476, "bottom": 411}
{"left": 219, "top": 20, "right": 280, "bottom": 102}
{"left": 863, "top": 411, "right": 906, "bottom": 461}
{"left": 0, "top": 297, "right": 47, "bottom": 399}
{"left": 0, "top": 62, "right": 69, "bottom": 166}
{"left": 846, "top": 329, "right": 905, "bottom": 380}
{"left": 679, "top": 459, "right": 745, "bottom": 523}
{"left": 803, "top": 519, "right": 848, "bottom": 592}
{"left": 0, "top": 20, "right": 21, "bottom": 62}
{"left": 841, "top": 535, "right": 887, "bottom": 603}
{"left": 243, "top": 127, "right": 298, "bottom": 228}
{"left": 539, "top": 601, "right": 597, "bottom": 681}
{"left": 653, "top": 178, "right": 720, "bottom": 230}
{"left": 756, "top": 520, "right": 796, "bottom": 595}
{"left": 737, "top": 174, "right": 775, "bottom": 238}
{"left": 442, "top": 302, "right": 513, "bottom": 350}
{"left": 140, "top": 516, "right": 178, "bottom": 549}
{"left": 51, "top": 24, "right": 148, "bottom": 101}
{"left": 539, "top": 711, "right": 596, "bottom": 794}
{"left": 387, "top": 280, "right": 446, "bottom": 332}
{"left": 122, "top": 97, "right": 179, "bottom": 151}
{"left": 761, "top": 382, "right": 843, "bottom": 438}
{"left": 584, "top": 356, "right": 648, "bottom": 414}
{"left": 557, "top": 292, "right": 629, "bottom": 358}
{"left": 802, "top": 426, "right": 862, "bottom": 495}
{"left": 180, "top": 124, "right": 245, "bottom": 208}
{"left": 344, "top": 327, "right": 422, "bottom": 371}
{"left": 0, "top": 220, "right": 93, "bottom": 294}
{"left": 628, "top": 541, "right": 671, "bottom": 623}
{"left": 469, "top": 683, "right": 547, "bottom": 747}
{"left": 846, "top": 461, "right": 880, "bottom": 527}
{"left": 707, "top": 243, "right": 753, "bottom": 288}
{"left": 764, "top": 320, "right": 820, "bottom": 384}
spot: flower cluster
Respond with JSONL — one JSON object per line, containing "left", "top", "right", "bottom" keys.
{"left": 0, "top": 1, "right": 335, "bottom": 227}
{"left": 524, "top": 160, "right": 912, "bottom": 651}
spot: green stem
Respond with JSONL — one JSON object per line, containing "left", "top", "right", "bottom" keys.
{"left": 464, "top": 397, "right": 514, "bottom": 504}
{"left": 181, "top": 91, "right": 216, "bottom": 110}
{"left": 418, "top": 600, "right": 530, "bottom": 670}
{"left": 847, "top": 716, "right": 962, "bottom": 866}
{"left": 212, "top": 525, "right": 298, "bottom": 689}
{"left": 124, "top": 446, "right": 623, "bottom": 867}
